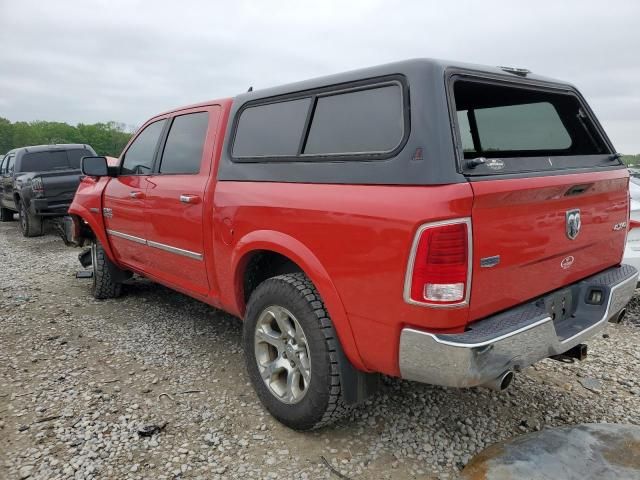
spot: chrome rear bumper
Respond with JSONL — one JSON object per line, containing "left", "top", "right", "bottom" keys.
{"left": 399, "top": 265, "right": 638, "bottom": 388}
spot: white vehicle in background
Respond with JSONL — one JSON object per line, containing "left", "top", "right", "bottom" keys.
{"left": 624, "top": 174, "right": 640, "bottom": 275}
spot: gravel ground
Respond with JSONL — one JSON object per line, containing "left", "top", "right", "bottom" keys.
{"left": 2, "top": 219, "right": 640, "bottom": 480}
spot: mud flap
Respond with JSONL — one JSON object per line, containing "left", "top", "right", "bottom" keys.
{"left": 78, "top": 248, "right": 92, "bottom": 268}
{"left": 336, "top": 340, "right": 380, "bottom": 405}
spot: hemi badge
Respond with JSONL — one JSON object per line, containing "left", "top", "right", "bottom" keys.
{"left": 480, "top": 255, "right": 500, "bottom": 268}
{"left": 102, "top": 208, "right": 113, "bottom": 218}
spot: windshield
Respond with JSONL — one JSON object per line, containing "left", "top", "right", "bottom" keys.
{"left": 18, "top": 149, "right": 92, "bottom": 172}
{"left": 453, "top": 79, "right": 613, "bottom": 175}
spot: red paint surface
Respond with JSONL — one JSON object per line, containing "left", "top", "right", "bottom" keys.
{"left": 469, "top": 170, "right": 628, "bottom": 320}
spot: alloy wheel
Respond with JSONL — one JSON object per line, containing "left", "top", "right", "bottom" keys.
{"left": 254, "top": 305, "right": 311, "bottom": 404}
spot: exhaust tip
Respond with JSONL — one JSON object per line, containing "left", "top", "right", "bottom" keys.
{"left": 499, "top": 371, "right": 514, "bottom": 390}
{"left": 482, "top": 371, "right": 514, "bottom": 391}
{"left": 617, "top": 308, "right": 627, "bottom": 324}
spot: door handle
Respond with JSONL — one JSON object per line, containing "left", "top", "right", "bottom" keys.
{"left": 180, "top": 194, "right": 200, "bottom": 204}
{"left": 129, "top": 191, "right": 144, "bottom": 199}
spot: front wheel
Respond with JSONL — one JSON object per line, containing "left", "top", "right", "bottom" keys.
{"left": 18, "top": 200, "right": 43, "bottom": 237}
{"left": 243, "top": 273, "right": 349, "bottom": 430}
{"left": 91, "top": 241, "right": 123, "bottom": 299}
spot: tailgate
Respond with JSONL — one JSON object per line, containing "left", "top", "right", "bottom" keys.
{"left": 469, "top": 169, "right": 628, "bottom": 320}
{"left": 40, "top": 171, "right": 81, "bottom": 203}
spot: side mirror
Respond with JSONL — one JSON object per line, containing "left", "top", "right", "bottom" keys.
{"left": 81, "top": 156, "right": 109, "bottom": 177}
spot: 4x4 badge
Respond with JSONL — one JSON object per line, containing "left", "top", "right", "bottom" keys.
{"left": 566, "top": 209, "right": 581, "bottom": 240}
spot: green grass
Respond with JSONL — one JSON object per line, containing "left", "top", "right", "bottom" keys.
{"left": 622, "top": 154, "right": 640, "bottom": 166}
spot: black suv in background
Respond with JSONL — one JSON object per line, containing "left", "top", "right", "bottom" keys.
{"left": 0, "top": 144, "right": 96, "bottom": 236}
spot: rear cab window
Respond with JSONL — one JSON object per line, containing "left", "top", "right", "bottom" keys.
{"left": 231, "top": 77, "right": 407, "bottom": 161}
{"left": 67, "top": 149, "right": 94, "bottom": 169}
{"left": 18, "top": 149, "right": 93, "bottom": 172}
{"left": 450, "top": 76, "right": 613, "bottom": 175}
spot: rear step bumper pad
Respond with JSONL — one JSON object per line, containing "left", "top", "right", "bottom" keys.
{"left": 399, "top": 264, "right": 638, "bottom": 388}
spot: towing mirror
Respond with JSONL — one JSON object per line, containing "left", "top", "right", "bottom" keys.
{"left": 81, "top": 156, "right": 109, "bottom": 177}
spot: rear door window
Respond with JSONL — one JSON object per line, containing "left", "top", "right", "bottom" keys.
{"left": 233, "top": 98, "right": 311, "bottom": 158}
{"left": 452, "top": 79, "right": 611, "bottom": 174}
{"left": 159, "top": 112, "right": 209, "bottom": 174}
{"left": 303, "top": 84, "right": 403, "bottom": 155}
{"left": 121, "top": 120, "right": 166, "bottom": 175}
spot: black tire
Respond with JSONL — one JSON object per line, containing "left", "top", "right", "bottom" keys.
{"left": 18, "top": 200, "right": 43, "bottom": 237}
{"left": 0, "top": 207, "right": 14, "bottom": 222}
{"left": 243, "top": 272, "right": 349, "bottom": 430}
{"left": 91, "top": 240, "right": 123, "bottom": 299}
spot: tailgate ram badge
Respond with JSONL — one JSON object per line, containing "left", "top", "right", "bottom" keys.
{"left": 565, "top": 209, "right": 581, "bottom": 240}
{"left": 561, "top": 255, "right": 575, "bottom": 269}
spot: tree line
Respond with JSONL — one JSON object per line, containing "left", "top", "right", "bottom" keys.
{"left": 1, "top": 117, "right": 638, "bottom": 165}
{"left": 0, "top": 118, "right": 133, "bottom": 157}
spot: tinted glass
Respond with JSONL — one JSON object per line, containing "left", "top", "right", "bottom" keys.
{"left": 474, "top": 102, "right": 571, "bottom": 151}
{"left": 304, "top": 85, "right": 403, "bottom": 155}
{"left": 7, "top": 155, "right": 16, "bottom": 173}
{"left": 233, "top": 98, "right": 311, "bottom": 157}
{"left": 67, "top": 149, "right": 94, "bottom": 169}
{"left": 121, "top": 120, "right": 166, "bottom": 175}
{"left": 456, "top": 110, "right": 475, "bottom": 152}
{"left": 19, "top": 151, "right": 69, "bottom": 172}
{"left": 160, "top": 112, "right": 209, "bottom": 174}
{"left": 454, "top": 80, "right": 607, "bottom": 162}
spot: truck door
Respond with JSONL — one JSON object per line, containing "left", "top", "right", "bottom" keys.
{"left": 102, "top": 119, "right": 167, "bottom": 270}
{"left": 2, "top": 154, "right": 17, "bottom": 209}
{"left": 143, "top": 107, "right": 219, "bottom": 296}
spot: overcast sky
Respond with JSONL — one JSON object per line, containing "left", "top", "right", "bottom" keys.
{"left": 1, "top": 0, "right": 638, "bottom": 152}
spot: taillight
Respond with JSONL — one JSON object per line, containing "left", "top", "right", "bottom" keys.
{"left": 630, "top": 220, "right": 640, "bottom": 231}
{"left": 404, "top": 219, "right": 471, "bottom": 306}
{"left": 31, "top": 177, "right": 44, "bottom": 195}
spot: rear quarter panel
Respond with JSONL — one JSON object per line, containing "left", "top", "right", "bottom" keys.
{"left": 214, "top": 181, "right": 474, "bottom": 375}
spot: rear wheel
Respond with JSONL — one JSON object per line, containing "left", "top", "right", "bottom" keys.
{"left": 243, "top": 273, "right": 349, "bottom": 430}
{"left": 0, "top": 207, "right": 14, "bottom": 222}
{"left": 91, "top": 241, "right": 123, "bottom": 299}
{"left": 18, "top": 200, "right": 43, "bottom": 237}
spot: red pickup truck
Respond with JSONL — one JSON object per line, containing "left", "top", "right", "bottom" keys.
{"left": 67, "top": 59, "right": 637, "bottom": 430}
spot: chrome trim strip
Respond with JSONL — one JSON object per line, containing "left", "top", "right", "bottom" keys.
{"left": 106, "top": 229, "right": 146, "bottom": 245}
{"left": 106, "top": 229, "right": 203, "bottom": 261}
{"left": 402, "top": 217, "right": 473, "bottom": 308}
{"left": 147, "top": 240, "right": 203, "bottom": 261}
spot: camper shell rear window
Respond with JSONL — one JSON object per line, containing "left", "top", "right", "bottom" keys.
{"left": 450, "top": 76, "right": 613, "bottom": 175}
